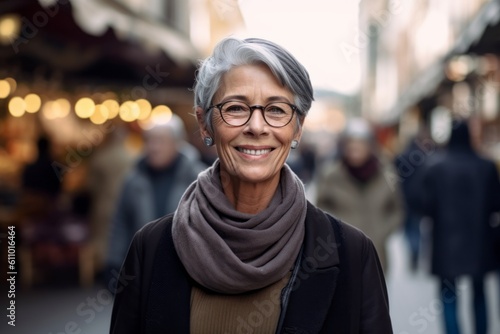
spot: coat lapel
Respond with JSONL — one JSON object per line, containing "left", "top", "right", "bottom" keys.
{"left": 280, "top": 202, "right": 341, "bottom": 333}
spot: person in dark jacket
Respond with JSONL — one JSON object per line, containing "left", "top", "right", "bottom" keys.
{"left": 106, "top": 117, "right": 206, "bottom": 279}
{"left": 394, "top": 136, "right": 429, "bottom": 271}
{"left": 110, "top": 37, "right": 392, "bottom": 333}
{"left": 421, "top": 121, "right": 500, "bottom": 334}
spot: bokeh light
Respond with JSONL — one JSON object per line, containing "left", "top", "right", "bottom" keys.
{"left": 102, "top": 99, "right": 120, "bottom": 119}
{"left": 75, "top": 97, "right": 95, "bottom": 118}
{"left": 8, "top": 96, "right": 25, "bottom": 117}
{"left": 54, "top": 98, "right": 71, "bottom": 118}
{"left": 136, "top": 99, "right": 152, "bottom": 120}
{"left": 5, "top": 77, "right": 17, "bottom": 94}
{"left": 90, "top": 104, "right": 109, "bottom": 124}
{"left": 42, "top": 101, "right": 57, "bottom": 120}
{"left": 0, "top": 80, "right": 10, "bottom": 98}
{"left": 119, "top": 101, "right": 140, "bottom": 122}
{"left": 0, "top": 15, "right": 21, "bottom": 44}
{"left": 150, "top": 105, "right": 173, "bottom": 125}
{"left": 24, "top": 93, "right": 42, "bottom": 113}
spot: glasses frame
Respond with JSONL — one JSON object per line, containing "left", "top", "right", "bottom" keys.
{"left": 207, "top": 100, "right": 299, "bottom": 128}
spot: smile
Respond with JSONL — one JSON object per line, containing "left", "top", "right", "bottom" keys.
{"left": 236, "top": 147, "right": 273, "bottom": 156}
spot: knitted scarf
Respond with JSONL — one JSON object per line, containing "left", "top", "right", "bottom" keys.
{"left": 172, "top": 160, "right": 306, "bottom": 294}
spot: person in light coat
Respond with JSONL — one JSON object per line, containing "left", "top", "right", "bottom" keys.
{"left": 316, "top": 119, "right": 404, "bottom": 272}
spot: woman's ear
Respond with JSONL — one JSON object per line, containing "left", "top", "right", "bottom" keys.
{"left": 195, "top": 106, "right": 211, "bottom": 140}
{"left": 293, "top": 115, "right": 305, "bottom": 141}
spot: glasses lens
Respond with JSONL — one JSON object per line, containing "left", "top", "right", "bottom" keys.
{"left": 264, "top": 103, "right": 294, "bottom": 127}
{"left": 220, "top": 101, "right": 251, "bottom": 126}
{"left": 218, "top": 101, "right": 295, "bottom": 127}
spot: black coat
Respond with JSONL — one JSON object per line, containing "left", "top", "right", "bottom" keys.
{"left": 110, "top": 202, "right": 393, "bottom": 333}
{"left": 422, "top": 123, "right": 500, "bottom": 278}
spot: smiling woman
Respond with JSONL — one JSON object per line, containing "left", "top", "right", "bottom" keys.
{"left": 110, "top": 37, "right": 393, "bottom": 334}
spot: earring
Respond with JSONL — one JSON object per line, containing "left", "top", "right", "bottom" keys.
{"left": 291, "top": 140, "right": 299, "bottom": 149}
{"left": 204, "top": 137, "right": 214, "bottom": 146}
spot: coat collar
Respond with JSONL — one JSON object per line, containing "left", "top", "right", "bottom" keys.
{"left": 278, "top": 202, "right": 341, "bottom": 333}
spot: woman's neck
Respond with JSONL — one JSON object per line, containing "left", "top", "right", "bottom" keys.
{"left": 223, "top": 175, "right": 280, "bottom": 214}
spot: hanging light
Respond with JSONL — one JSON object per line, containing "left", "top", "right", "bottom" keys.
{"left": 55, "top": 98, "right": 71, "bottom": 118}
{"left": 5, "top": 78, "right": 16, "bottom": 93}
{"left": 150, "top": 105, "right": 172, "bottom": 125}
{"left": 119, "top": 101, "right": 140, "bottom": 122}
{"left": 136, "top": 99, "right": 152, "bottom": 120}
{"left": 90, "top": 104, "right": 109, "bottom": 124}
{"left": 102, "top": 99, "right": 119, "bottom": 119}
{"left": 75, "top": 97, "right": 95, "bottom": 118}
{"left": 8, "top": 96, "right": 25, "bottom": 117}
{"left": 0, "top": 80, "right": 10, "bottom": 98}
{"left": 24, "top": 93, "right": 42, "bottom": 113}
{"left": 0, "top": 15, "right": 21, "bottom": 45}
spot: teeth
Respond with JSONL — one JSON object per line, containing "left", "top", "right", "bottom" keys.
{"left": 239, "top": 148, "right": 272, "bottom": 156}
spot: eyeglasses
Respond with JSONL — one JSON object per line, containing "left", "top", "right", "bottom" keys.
{"left": 207, "top": 100, "right": 298, "bottom": 128}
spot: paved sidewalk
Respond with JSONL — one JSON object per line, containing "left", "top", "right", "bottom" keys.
{"left": 387, "top": 231, "right": 500, "bottom": 334}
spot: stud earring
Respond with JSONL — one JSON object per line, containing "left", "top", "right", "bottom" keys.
{"left": 291, "top": 140, "right": 299, "bottom": 149}
{"left": 204, "top": 137, "right": 214, "bottom": 146}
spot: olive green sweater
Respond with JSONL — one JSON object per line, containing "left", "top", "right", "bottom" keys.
{"left": 190, "top": 274, "right": 290, "bottom": 334}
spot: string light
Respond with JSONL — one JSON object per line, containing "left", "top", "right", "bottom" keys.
{"left": 24, "top": 93, "right": 41, "bottom": 113}
{"left": 119, "top": 101, "right": 140, "bottom": 122}
{"left": 90, "top": 104, "right": 109, "bottom": 124}
{"left": 8, "top": 96, "right": 25, "bottom": 117}
{"left": 136, "top": 99, "right": 152, "bottom": 120}
{"left": 75, "top": 97, "right": 95, "bottom": 118}
{"left": 0, "top": 80, "right": 10, "bottom": 98}
{"left": 102, "top": 99, "right": 119, "bottom": 119}
{"left": 150, "top": 105, "right": 172, "bottom": 125}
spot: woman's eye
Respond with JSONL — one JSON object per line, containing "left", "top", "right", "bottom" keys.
{"left": 267, "top": 106, "right": 286, "bottom": 114}
{"left": 225, "top": 104, "right": 247, "bottom": 113}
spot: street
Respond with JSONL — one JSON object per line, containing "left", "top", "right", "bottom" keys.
{"left": 2, "top": 231, "right": 499, "bottom": 334}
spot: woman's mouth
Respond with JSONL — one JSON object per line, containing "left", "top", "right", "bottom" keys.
{"left": 236, "top": 147, "right": 273, "bottom": 156}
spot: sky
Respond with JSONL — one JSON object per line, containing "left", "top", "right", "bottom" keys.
{"left": 236, "top": 0, "right": 361, "bottom": 95}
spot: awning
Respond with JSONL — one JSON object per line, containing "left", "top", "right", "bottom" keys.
{"left": 0, "top": 0, "right": 200, "bottom": 91}
{"left": 70, "top": 0, "right": 200, "bottom": 67}
{"left": 384, "top": 0, "right": 500, "bottom": 124}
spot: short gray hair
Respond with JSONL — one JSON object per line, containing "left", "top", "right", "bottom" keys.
{"left": 194, "top": 37, "right": 314, "bottom": 134}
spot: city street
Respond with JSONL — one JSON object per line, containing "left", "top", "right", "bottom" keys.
{"left": 2, "top": 231, "right": 499, "bottom": 334}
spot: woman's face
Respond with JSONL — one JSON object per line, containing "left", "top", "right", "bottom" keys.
{"left": 199, "top": 63, "right": 302, "bottom": 185}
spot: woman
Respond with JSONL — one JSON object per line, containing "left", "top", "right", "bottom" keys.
{"left": 316, "top": 119, "right": 403, "bottom": 272}
{"left": 110, "top": 38, "right": 392, "bottom": 333}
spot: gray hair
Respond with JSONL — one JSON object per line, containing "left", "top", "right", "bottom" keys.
{"left": 194, "top": 37, "right": 314, "bottom": 134}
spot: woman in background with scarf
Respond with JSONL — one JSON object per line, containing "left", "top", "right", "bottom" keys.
{"left": 316, "top": 119, "right": 403, "bottom": 273}
{"left": 110, "top": 38, "right": 392, "bottom": 333}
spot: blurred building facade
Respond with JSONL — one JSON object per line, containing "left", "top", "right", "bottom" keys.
{"left": 359, "top": 0, "right": 500, "bottom": 161}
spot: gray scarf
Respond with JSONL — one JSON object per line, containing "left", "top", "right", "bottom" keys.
{"left": 172, "top": 160, "right": 306, "bottom": 294}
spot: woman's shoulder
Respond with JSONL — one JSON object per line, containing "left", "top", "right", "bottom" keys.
{"left": 327, "top": 212, "right": 372, "bottom": 246}
{"left": 307, "top": 203, "right": 373, "bottom": 251}
{"left": 133, "top": 214, "right": 175, "bottom": 249}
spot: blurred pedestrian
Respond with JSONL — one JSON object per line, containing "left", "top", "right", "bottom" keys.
{"left": 394, "top": 136, "right": 429, "bottom": 271}
{"left": 22, "top": 136, "right": 62, "bottom": 201}
{"left": 287, "top": 139, "right": 316, "bottom": 185}
{"left": 20, "top": 136, "right": 62, "bottom": 234}
{"left": 106, "top": 116, "right": 206, "bottom": 280}
{"left": 421, "top": 120, "right": 500, "bottom": 334}
{"left": 110, "top": 37, "right": 392, "bottom": 333}
{"left": 316, "top": 118, "right": 404, "bottom": 272}
{"left": 87, "top": 124, "right": 133, "bottom": 279}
